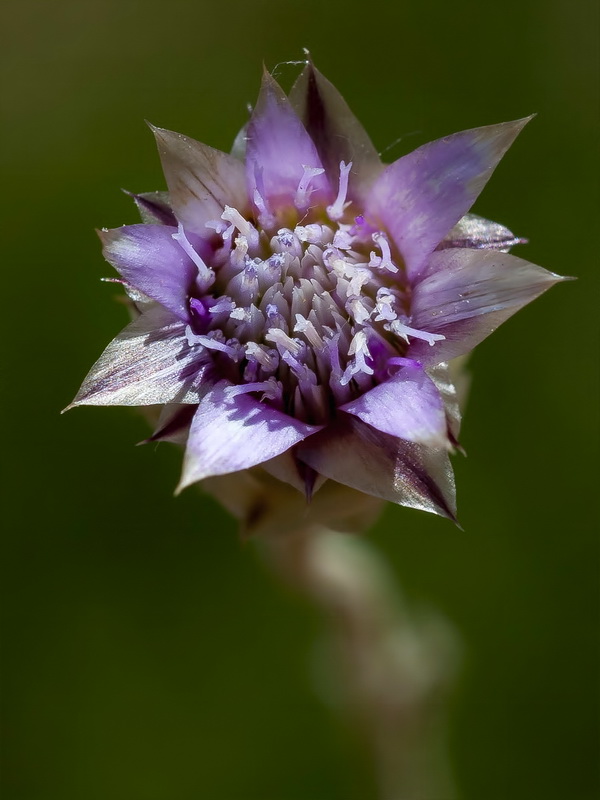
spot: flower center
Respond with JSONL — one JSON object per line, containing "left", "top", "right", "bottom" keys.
{"left": 174, "top": 162, "right": 443, "bottom": 425}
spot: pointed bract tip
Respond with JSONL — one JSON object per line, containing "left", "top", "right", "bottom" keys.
{"left": 469, "top": 115, "right": 536, "bottom": 160}
{"left": 502, "top": 114, "right": 537, "bottom": 144}
{"left": 439, "top": 501, "right": 460, "bottom": 527}
{"left": 298, "top": 50, "right": 315, "bottom": 71}
{"left": 252, "top": 68, "right": 292, "bottom": 117}
{"left": 303, "top": 471, "right": 315, "bottom": 504}
{"left": 483, "top": 115, "right": 535, "bottom": 147}
{"left": 147, "top": 122, "right": 171, "bottom": 147}
{"left": 95, "top": 227, "right": 110, "bottom": 243}
{"left": 510, "top": 114, "right": 536, "bottom": 137}
{"left": 146, "top": 122, "right": 174, "bottom": 150}
{"left": 537, "top": 269, "right": 575, "bottom": 285}
{"left": 174, "top": 469, "right": 199, "bottom": 496}
{"left": 260, "top": 66, "right": 279, "bottom": 89}
{"left": 448, "top": 431, "right": 466, "bottom": 457}
{"left": 496, "top": 113, "right": 535, "bottom": 134}
{"left": 433, "top": 495, "right": 460, "bottom": 527}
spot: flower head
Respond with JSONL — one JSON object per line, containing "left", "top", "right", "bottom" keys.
{"left": 68, "top": 63, "right": 565, "bottom": 529}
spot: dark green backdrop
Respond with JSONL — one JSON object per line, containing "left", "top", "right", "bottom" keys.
{"left": 3, "top": 0, "right": 598, "bottom": 798}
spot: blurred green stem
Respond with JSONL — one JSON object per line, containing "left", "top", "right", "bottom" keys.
{"left": 261, "top": 526, "right": 460, "bottom": 800}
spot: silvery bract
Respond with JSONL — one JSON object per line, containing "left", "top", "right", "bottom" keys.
{"left": 68, "top": 63, "right": 565, "bottom": 530}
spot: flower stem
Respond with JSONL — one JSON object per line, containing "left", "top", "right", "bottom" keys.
{"left": 260, "top": 525, "right": 460, "bottom": 800}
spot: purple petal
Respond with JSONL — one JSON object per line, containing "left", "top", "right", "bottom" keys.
{"left": 297, "top": 414, "right": 457, "bottom": 521}
{"left": 340, "top": 365, "right": 448, "bottom": 445}
{"left": 65, "top": 306, "right": 210, "bottom": 409}
{"left": 367, "top": 118, "right": 532, "bottom": 278}
{"left": 245, "top": 70, "right": 332, "bottom": 215}
{"left": 438, "top": 213, "right": 526, "bottom": 253}
{"left": 127, "top": 190, "right": 177, "bottom": 226}
{"left": 99, "top": 224, "right": 206, "bottom": 321}
{"left": 408, "top": 248, "right": 568, "bottom": 364}
{"left": 150, "top": 124, "right": 248, "bottom": 236}
{"left": 289, "top": 62, "right": 383, "bottom": 200}
{"left": 177, "top": 383, "right": 322, "bottom": 491}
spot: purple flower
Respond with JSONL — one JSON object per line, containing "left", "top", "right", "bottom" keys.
{"left": 68, "top": 63, "right": 565, "bottom": 527}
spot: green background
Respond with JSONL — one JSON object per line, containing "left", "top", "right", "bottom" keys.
{"left": 3, "top": 0, "right": 598, "bottom": 797}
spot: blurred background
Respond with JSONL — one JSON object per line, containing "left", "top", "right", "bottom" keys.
{"left": 2, "top": 0, "right": 598, "bottom": 797}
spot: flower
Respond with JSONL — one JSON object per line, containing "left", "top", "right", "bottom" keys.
{"left": 67, "top": 62, "right": 565, "bottom": 529}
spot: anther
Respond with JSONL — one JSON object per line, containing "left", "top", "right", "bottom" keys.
{"left": 204, "top": 219, "right": 229, "bottom": 236}
{"left": 327, "top": 161, "right": 353, "bottom": 221}
{"left": 371, "top": 232, "right": 399, "bottom": 273}
{"left": 346, "top": 297, "right": 371, "bottom": 325}
{"left": 295, "top": 223, "right": 332, "bottom": 245}
{"left": 389, "top": 319, "right": 446, "bottom": 346}
{"left": 224, "top": 378, "right": 282, "bottom": 402}
{"left": 294, "top": 314, "right": 324, "bottom": 349}
{"left": 226, "top": 262, "right": 259, "bottom": 304}
{"left": 253, "top": 190, "right": 276, "bottom": 231}
{"left": 373, "top": 288, "right": 398, "bottom": 322}
{"left": 208, "top": 296, "right": 236, "bottom": 315}
{"left": 245, "top": 341, "right": 279, "bottom": 371}
{"left": 332, "top": 228, "right": 354, "bottom": 250}
{"left": 221, "top": 206, "right": 259, "bottom": 249}
{"left": 294, "top": 165, "right": 325, "bottom": 209}
{"left": 265, "top": 328, "right": 304, "bottom": 357}
{"left": 171, "top": 223, "right": 215, "bottom": 290}
{"left": 281, "top": 350, "right": 317, "bottom": 386}
{"left": 230, "top": 235, "right": 248, "bottom": 267}
{"left": 273, "top": 229, "right": 303, "bottom": 258}
{"left": 191, "top": 333, "right": 242, "bottom": 359}
{"left": 348, "top": 330, "right": 374, "bottom": 375}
